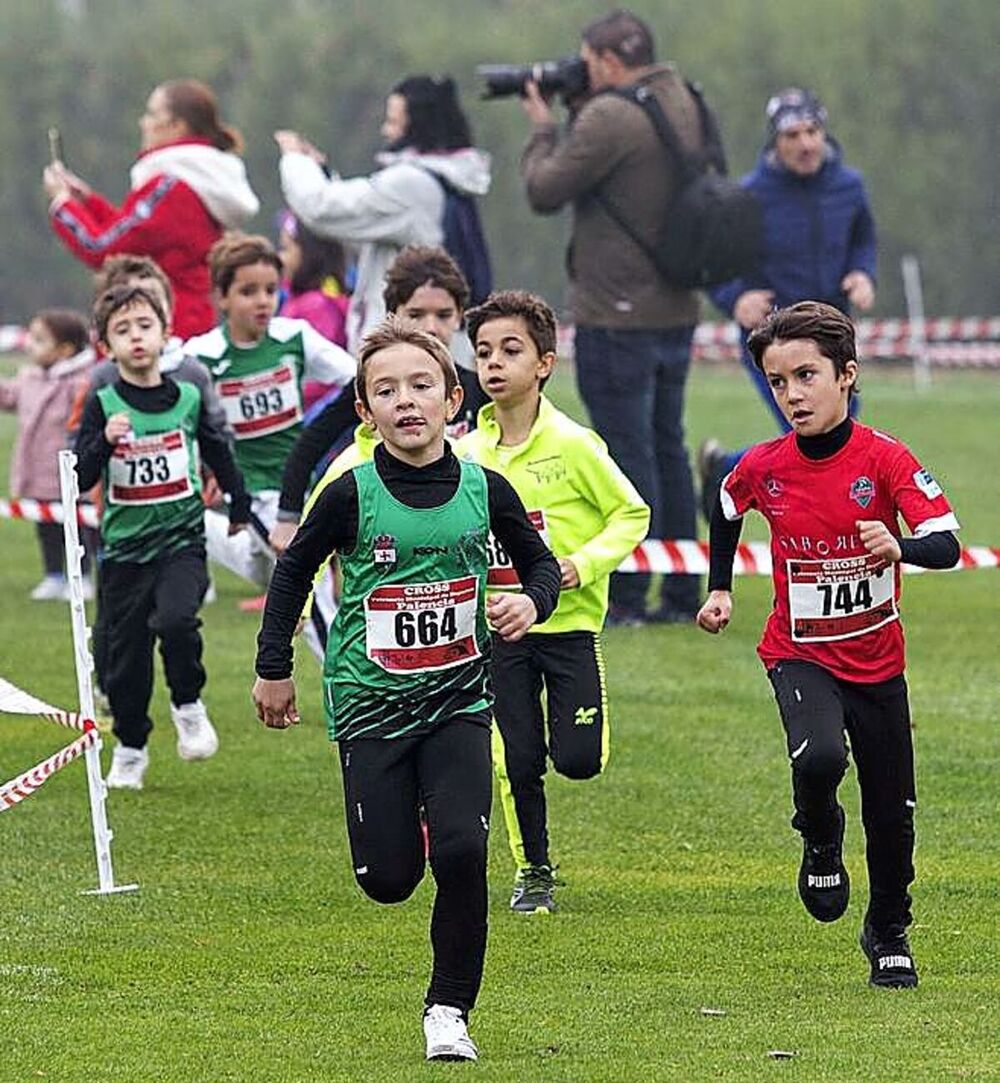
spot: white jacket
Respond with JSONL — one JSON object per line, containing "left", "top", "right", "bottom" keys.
{"left": 280, "top": 147, "right": 491, "bottom": 353}
{"left": 131, "top": 142, "right": 260, "bottom": 228}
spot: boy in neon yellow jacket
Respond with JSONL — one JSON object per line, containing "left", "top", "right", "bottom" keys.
{"left": 455, "top": 290, "right": 650, "bottom": 913}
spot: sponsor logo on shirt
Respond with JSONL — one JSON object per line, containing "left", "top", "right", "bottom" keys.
{"left": 850, "top": 476, "right": 875, "bottom": 509}
{"left": 765, "top": 475, "right": 784, "bottom": 497}
{"left": 913, "top": 468, "right": 942, "bottom": 499}
{"left": 525, "top": 455, "right": 566, "bottom": 485}
{"left": 373, "top": 533, "right": 397, "bottom": 567}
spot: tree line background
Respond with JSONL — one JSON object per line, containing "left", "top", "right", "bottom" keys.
{"left": 1, "top": 0, "right": 997, "bottom": 323}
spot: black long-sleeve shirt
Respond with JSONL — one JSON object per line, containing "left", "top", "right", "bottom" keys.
{"left": 707, "top": 418, "right": 960, "bottom": 591}
{"left": 75, "top": 376, "right": 250, "bottom": 520}
{"left": 257, "top": 442, "right": 562, "bottom": 678}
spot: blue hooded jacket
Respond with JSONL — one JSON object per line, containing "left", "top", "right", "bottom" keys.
{"left": 710, "top": 139, "right": 876, "bottom": 317}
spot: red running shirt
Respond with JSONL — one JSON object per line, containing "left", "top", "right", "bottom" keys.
{"left": 721, "top": 423, "right": 959, "bottom": 683}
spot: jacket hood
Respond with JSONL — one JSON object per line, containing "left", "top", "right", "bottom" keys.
{"left": 375, "top": 146, "right": 492, "bottom": 197}
{"left": 131, "top": 139, "right": 260, "bottom": 227}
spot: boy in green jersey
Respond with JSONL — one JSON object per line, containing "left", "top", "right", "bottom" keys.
{"left": 253, "top": 318, "right": 560, "bottom": 1062}
{"left": 75, "top": 286, "right": 250, "bottom": 790}
{"left": 184, "top": 233, "right": 354, "bottom": 591}
{"left": 456, "top": 290, "right": 650, "bottom": 913}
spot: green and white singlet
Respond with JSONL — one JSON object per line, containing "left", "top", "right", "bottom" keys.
{"left": 97, "top": 381, "right": 204, "bottom": 563}
{"left": 191, "top": 327, "right": 310, "bottom": 493}
{"left": 323, "top": 459, "right": 492, "bottom": 741}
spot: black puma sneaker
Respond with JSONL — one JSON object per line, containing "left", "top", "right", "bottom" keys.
{"left": 860, "top": 924, "right": 918, "bottom": 988}
{"left": 798, "top": 806, "right": 850, "bottom": 922}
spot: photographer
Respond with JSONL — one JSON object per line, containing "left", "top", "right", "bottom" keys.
{"left": 519, "top": 9, "right": 705, "bottom": 625}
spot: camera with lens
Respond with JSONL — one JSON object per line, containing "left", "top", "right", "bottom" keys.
{"left": 477, "top": 56, "right": 589, "bottom": 103}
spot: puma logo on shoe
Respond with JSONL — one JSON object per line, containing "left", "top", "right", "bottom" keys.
{"left": 807, "top": 873, "right": 842, "bottom": 888}
{"left": 879, "top": 955, "right": 913, "bottom": 970}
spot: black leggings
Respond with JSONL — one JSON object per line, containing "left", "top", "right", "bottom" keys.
{"left": 768, "top": 660, "right": 915, "bottom": 931}
{"left": 101, "top": 548, "right": 209, "bottom": 748}
{"left": 338, "top": 716, "right": 492, "bottom": 1014}
{"left": 491, "top": 631, "right": 608, "bottom": 868}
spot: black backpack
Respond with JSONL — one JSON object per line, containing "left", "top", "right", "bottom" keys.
{"left": 595, "top": 82, "right": 761, "bottom": 290}
{"left": 433, "top": 175, "right": 494, "bottom": 306}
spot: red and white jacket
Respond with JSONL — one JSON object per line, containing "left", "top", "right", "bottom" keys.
{"left": 50, "top": 138, "right": 259, "bottom": 339}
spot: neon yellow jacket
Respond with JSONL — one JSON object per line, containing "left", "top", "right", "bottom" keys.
{"left": 455, "top": 396, "right": 650, "bottom": 634}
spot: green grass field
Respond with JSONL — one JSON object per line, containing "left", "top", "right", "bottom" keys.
{"left": 1, "top": 361, "right": 998, "bottom": 1081}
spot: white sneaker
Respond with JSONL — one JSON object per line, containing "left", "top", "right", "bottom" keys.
{"left": 80, "top": 576, "right": 96, "bottom": 601}
{"left": 424, "top": 1004, "right": 479, "bottom": 1062}
{"left": 170, "top": 699, "right": 219, "bottom": 761}
{"left": 106, "top": 745, "right": 149, "bottom": 790}
{"left": 30, "top": 575, "right": 68, "bottom": 601}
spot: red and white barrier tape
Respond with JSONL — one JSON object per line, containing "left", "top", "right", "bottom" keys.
{"left": 0, "top": 324, "right": 30, "bottom": 354}
{"left": 1, "top": 499, "right": 996, "bottom": 575}
{"left": 0, "top": 497, "right": 99, "bottom": 529}
{"left": 691, "top": 340, "right": 1000, "bottom": 367}
{"left": 690, "top": 317, "right": 1000, "bottom": 348}
{"left": 554, "top": 318, "right": 1000, "bottom": 367}
{"left": 0, "top": 676, "right": 97, "bottom": 812}
{"left": 615, "top": 539, "right": 1000, "bottom": 575}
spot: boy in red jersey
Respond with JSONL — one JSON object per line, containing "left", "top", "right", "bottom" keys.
{"left": 697, "top": 301, "right": 960, "bottom": 988}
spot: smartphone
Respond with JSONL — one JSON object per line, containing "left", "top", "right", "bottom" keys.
{"left": 48, "top": 126, "right": 64, "bottom": 164}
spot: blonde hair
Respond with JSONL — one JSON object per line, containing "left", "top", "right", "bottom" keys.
{"left": 356, "top": 315, "right": 459, "bottom": 410}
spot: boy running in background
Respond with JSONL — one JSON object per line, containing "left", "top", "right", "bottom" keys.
{"left": 697, "top": 301, "right": 960, "bottom": 988}
{"left": 270, "top": 245, "right": 488, "bottom": 553}
{"left": 268, "top": 246, "right": 488, "bottom": 659}
{"left": 75, "top": 286, "right": 250, "bottom": 789}
{"left": 253, "top": 318, "right": 560, "bottom": 1061}
{"left": 70, "top": 255, "right": 232, "bottom": 708}
{"left": 184, "top": 233, "right": 354, "bottom": 593}
{"left": 456, "top": 291, "right": 650, "bottom": 913}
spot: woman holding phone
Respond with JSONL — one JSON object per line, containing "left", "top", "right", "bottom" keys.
{"left": 43, "top": 79, "right": 260, "bottom": 338}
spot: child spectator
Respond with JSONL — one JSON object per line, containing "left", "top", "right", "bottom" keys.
{"left": 253, "top": 317, "right": 560, "bottom": 1061}
{"left": 456, "top": 290, "right": 650, "bottom": 912}
{"left": 277, "top": 211, "right": 351, "bottom": 410}
{"left": 75, "top": 285, "right": 250, "bottom": 789}
{"left": 1, "top": 308, "right": 95, "bottom": 599}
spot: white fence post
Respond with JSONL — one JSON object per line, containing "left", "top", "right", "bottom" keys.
{"left": 59, "top": 450, "right": 138, "bottom": 896}
{"left": 900, "top": 255, "right": 932, "bottom": 391}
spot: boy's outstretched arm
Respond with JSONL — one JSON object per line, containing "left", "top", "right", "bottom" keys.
{"left": 560, "top": 432, "right": 650, "bottom": 589}
{"left": 197, "top": 401, "right": 251, "bottom": 533}
{"left": 697, "top": 489, "right": 744, "bottom": 635}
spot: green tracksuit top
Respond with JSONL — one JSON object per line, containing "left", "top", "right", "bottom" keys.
{"left": 97, "top": 381, "right": 204, "bottom": 563}
{"left": 323, "top": 458, "right": 492, "bottom": 741}
{"left": 455, "top": 396, "right": 650, "bottom": 634}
